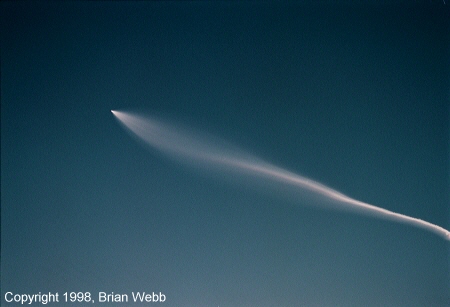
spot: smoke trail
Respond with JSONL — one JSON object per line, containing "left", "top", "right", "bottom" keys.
{"left": 111, "top": 110, "right": 450, "bottom": 241}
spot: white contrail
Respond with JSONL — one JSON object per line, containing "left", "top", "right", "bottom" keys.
{"left": 111, "top": 110, "right": 450, "bottom": 241}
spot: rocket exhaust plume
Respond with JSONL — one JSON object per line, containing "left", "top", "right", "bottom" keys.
{"left": 111, "top": 110, "right": 450, "bottom": 241}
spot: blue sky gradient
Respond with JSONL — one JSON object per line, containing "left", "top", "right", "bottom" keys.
{"left": 2, "top": 1, "right": 449, "bottom": 306}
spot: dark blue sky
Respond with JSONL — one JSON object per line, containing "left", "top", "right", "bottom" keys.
{"left": 2, "top": 1, "right": 449, "bottom": 306}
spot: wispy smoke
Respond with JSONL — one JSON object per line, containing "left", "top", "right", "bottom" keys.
{"left": 112, "top": 110, "right": 450, "bottom": 241}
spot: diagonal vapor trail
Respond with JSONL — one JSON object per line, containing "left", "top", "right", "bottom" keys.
{"left": 111, "top": 110, "right": 450, "bottom": 241}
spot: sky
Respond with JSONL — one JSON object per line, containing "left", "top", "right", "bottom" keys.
{"left": 1, "top": 1, "right": 449, "bottom": 306}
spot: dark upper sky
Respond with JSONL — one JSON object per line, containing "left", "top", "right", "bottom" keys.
{"left": 2, "top": 1, "right": 449, "bottom": 306}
